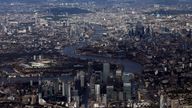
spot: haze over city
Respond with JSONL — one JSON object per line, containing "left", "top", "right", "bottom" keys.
{"left": 0, "top": 0, "right": 191, "bottom": 108}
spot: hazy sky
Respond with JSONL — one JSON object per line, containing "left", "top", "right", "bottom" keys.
{"left": 0, "top": 0, "right": 191, "bottom": 3}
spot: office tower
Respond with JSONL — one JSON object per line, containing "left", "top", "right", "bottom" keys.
{"left": 189, "top": 62, "right": 192, "bottom": 68}
{"left": 95, "top": 84, "right": 101, "bottom": 101}
{"left": 116, "top": 69, "right": 122, "bottom": 77}
{"left": 72, "top": 89, "right": 80, "bottom": 107}
{"left": 137, "top": 90, "right": 142, "bottom": 101}
{"left": 123, "top": 73, "right": 133, "bottom": 101}
{"left": 187, "top": 29, "right": 192, "bottom": 38}
{"left": 58, "top": 81, "right": 62, "bottom": 91}
{"left": 42, "top": 81, "right": 53, "bottom": 97}
{"left": 118, "top": 92, "right": 124, "bottom": 101}
{"left": 62, "top": 81, "right": 72, "bottom": 100}
{"left": 67, "top": 83, "right": 71, "bottom": 103}
{"left": 62, "top": 81, "right": 65, "bottom": 96}
{"left": 131, "top": 80, "right": 138, "bottom": 100}
{"left": 31, "top": 95, "right": 37, "bottom": 105}
{"left": 123, "top": 82, "right": 131, "bottom": 101}
{"left": 88, "top": 62, "right": 93, "bottom": 73}
{"left": 135, "top": 21, "right": 145, "bottom": 37}
{"left": 102, "top": 94, "right": 107, "bottom": 105}
{"left": 34, "top": 12, "right": 38, "bottom": 25}
{"left": 103, "top": 63, "right": 110, "bottom": 85}
{"left": 53, "top": 80, "right": 59, "bottom": 95}
{"left": 38, "top": 92, "right": 42, "bottom": 102}
{"left": 38, "top": 93, "right": 43, "bottom": 105}
{"left": 114, "top": 78, "right": 123, "bottom": 93}
{"left": 28, "top": 26, "right": 32, "bottom": 33}
{"left": 3, "top": 25, "right": 7, "bottom": 33}
{"left": 30, "top": 80, "right": 33, "bottom": 86}
{"left": 106, "top": 85, "right": 115, "bottom": 101}
{"left": 160, "top": 94, "right": 165, "bottom": 108}
{"left": 171, "top": 99, "right": 180, "bottom": 108}
{"left": 145, "top": 25, "right": 151, "bottom": 36}
{"left": 128, "top": 28, "right": 135, "bottom": 36}
{"left": 33, "top": 55, "right": 37, "bottom": 61}
{"left": 38, "top": 76, "right": 42, "bottom": 102}
{"left": 38, "top": 55, "right": 42, "bottom": 60}
{"left": 80, "top": 71, "right": 85, "bottom": 88}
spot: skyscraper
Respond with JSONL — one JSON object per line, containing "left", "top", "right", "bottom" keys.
{"left": 103, "top": 63, "right": 110, "bottom": 85}
{"left": 95, "top": 84, "right": 101, "bottom": 101}
{"left": 160, "top": 94, "right": 165, "bottom": 108}
{"left": 80, "top": 71, "right": 85, "bottom": 88}
{"left": 123, "top": 73, "right": 133, "bottom": 101}
{"left": 135, "top": 21, "right": 145, "bottom": 38}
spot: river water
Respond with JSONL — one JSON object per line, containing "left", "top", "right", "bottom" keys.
{"left": 0, "top": 24, "right": 142, "bottom": 85}
{"left": 63, "top": 24, "right": 143, "bottom": 74}
{"left": 0, "top": 24, "right": 143, "bottom": 108}
{"left": 63, "top": 24, "right": 143, "bottom": 108}
{"left": 63, "top": 45, "right": 143, "bottom": 74}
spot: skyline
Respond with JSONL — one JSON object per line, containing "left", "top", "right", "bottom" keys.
{"left": 0, "top": 0, "right": 192, "bottom": 107}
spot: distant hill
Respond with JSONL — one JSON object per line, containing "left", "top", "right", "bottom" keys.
{"left": 0, "top": 0, "right": 191, "bottom": 4}
{"left": 0, "top": 0, "right": 47, "bottom": 3}
{"left": 48, "top": 7, "right": 92, "bottom": 15}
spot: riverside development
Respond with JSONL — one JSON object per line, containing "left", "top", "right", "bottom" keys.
{"left": 0, "top": 0, "right": 192, "bottom": 108}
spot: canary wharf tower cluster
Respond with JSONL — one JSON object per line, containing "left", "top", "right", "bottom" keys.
{"left": 0, "top": 0, "right": 192, "bottom": 108}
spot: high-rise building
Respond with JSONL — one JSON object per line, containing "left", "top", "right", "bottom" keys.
{"left": 33, "top": 55, "right": 37, "bottom": 61}
{"left": 187, "top": 29, "right": 192, "bottom": 38}
{"left": 62, "top": 81, "right": 65, "bottom": 96}
{"left": 102, "top": 94, "right": 107, "bottom": 105}
{"left": 123, "top": 73, "right": 133, "bottom": 101}
{"left": 171, "top": 99, "right": 180, "bottom": 108}
{"left": 135, "top": 21, "right": 145, "bottom": 38}
{"left": 72, "top": 89, "right": 80, "bottom": 107}
{"left": 160, "top": 94, "right": 165, "bottom": 108}
{"left": 95, "top": 84, "right": 101, "bottom": 101}
{"left": 103, "top": 63, "right": 110, "bottom": 85}
{"left": 31, "top": 95, "right": 37, "bottom": 105}
{"left": 131, "top": 80, "right": 138, "bottom": 100}
{"left": 116, "top": 69, "right": 122, "bottom": 77}
{"left": 53, "top": 80, "right": 59, "bottom": 95}
{"left": 118, "top": 92, "right": 124, "bottom": 101}
{"left": 123, "top": 82, "right": 132, "bottom": 101}
{"left": 128, "top": 28, "right": 135, "bottom": 36}
{"left": 106, "top": 85, "right": 116, "bottom": 101}
{"left": 88, "top": 62, "right": 93, "bottom": 73}
{"left": 30, "top": 80, "right": 33, "bottom": 86}
{"left": 145, "top": 25, "right": 151, "bottom": 36}
{"left": 80, "top": 71, "right": 85, "bottom": 88}
{"left": 67, "top": 83, "right": 71, "bottom": 103}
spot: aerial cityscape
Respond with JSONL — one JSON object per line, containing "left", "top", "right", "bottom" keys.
{"left": 0, "top": 0, "right": 192, "bottom": 108}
